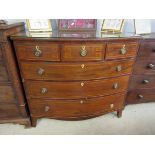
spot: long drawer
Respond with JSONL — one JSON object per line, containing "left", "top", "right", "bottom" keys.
{"left": 62, "top": 43, "right": 105, "bottom": 61}
{"left": 25, "top": 75, "right": 129, "bottom": 99}
{"left": 106, "top": 42, "right": 138, "bottom": 59}
{"left": 29, "top": 93, "right": 125, "bottom": 118}
{"left": 133, "top": 57, "right": 155, "bottom": 74}
{"left": 129, "top": 75, "right": 155, "bottom": 90}
{"left": 21, "top": 59, "right": 134, "bottom": 81}
{"left": 126, "top": 89, "right": 155, "bottom": 104}
{"left": 0, "top": 103, "right": 20, "bottom": 119}
{"left": 0, "top": 62, "right": 8, "bottom": 81}
{"left": 15, "top": 42, "right": 60, "bottom": 61}
{"left": 0, "top": 85, "right": 16, "bottom": 103}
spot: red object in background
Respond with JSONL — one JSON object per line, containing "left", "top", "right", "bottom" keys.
{"left": 59, "top": 19, "right": 97, "bottom": 31}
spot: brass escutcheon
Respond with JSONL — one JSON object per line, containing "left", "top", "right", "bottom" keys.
{"left": 81, "top": 82, "right": 84, "bottom": 87}
{"left": 35, "top": 46, "right": 42, "bottom": 57}
{"left": 80, "top": 46, "right": 87, "bottom": 57}
{"left": 110, "top": 104, "right": 114, "bottom": 109}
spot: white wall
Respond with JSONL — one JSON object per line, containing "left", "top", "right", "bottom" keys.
{"left": 6, "top": 19, "right": 155, "bottom": 33}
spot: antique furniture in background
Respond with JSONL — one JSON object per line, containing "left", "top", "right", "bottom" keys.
{"left": 126, "top": 35, "right": 155, "bottom": 104}
{"left": 0, "top": 22, "right": 30, "bottom": 126}
{"left": 11, "top": 31, "right": 139, "bottom": 127}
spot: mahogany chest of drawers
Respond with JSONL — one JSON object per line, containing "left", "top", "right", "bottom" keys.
{"left": 11, "top": 32, "right": 139, "bottom": 127}
{"left": 127, "top": 37, "right": 155, "bottom": 104}
{"left": 0, "top": 23, "right": 30, "bottom": 126}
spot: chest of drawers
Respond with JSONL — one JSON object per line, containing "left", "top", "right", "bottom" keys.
{"left": 11, "top": 32, "right": 139, "bottom": 127}
{"left": 0, "top": 23, "right": 30, "bottom": 126}
{"left": 127, "top": 38, "right": 155, "bottom": 104}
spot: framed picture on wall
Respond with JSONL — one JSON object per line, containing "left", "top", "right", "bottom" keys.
{"left": 58, "top": 19, "right": 97, "bottom": 31}
{"left": 134, "top": 19, "right": 151, "bottom": 34}
{"left": 101, "top": 19, "right": 125, "bottom": 33}
{"left": 26, "top": 19, "right": 52, "bottom": 32}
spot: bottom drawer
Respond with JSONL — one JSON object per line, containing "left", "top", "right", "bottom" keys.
{"left": 0, "top": 103, "right": 20, "bottom": 119}
{"left": 29, "top": 93, "right": 125, "bottom": 119}
{"left": 126, "top": 89, "right": 155, "bottom": 104}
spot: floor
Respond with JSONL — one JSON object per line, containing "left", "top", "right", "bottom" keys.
{"left": 0, "top": 103, "right": 155, "bottom": 135}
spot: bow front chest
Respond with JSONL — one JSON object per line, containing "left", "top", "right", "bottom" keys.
{"left": 11, "top": 32, "right": 139, "bottom": 127}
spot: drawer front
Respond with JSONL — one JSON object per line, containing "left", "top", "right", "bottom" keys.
{"left": 0, "top": 103, "right": 20, "bottom": 119}
{"left": 29, "top": 93, "right": 125, "bottom": 118}
{"left": 0, "top": 85, "right": 16, "bottom": 103}
{"left": 0, "top": 62, "right": 8, "bottom": 81}
{"left": 138, "top": 41, "right": 155, "bottom": 57}
{"left": 25, "top": 76, "right": 129, "bottom": 99}
{"left": 21, "top": 60, "right": 134, "bottom": 81}
{"left": 129, "top": 75, "right": 155, "bottom": 90}
{"left": 133, "top": 57, "right": 155, "bottom": 74}
{"left": 15, "top": 42, "right": 60, "bottom": 61}
{"left": 62, "top": 44, "right": 105, "bottom": 61}
{"left": 126, "top": 89, "right": 155, "bottom": 104}
{"left": 106, "top": 42, "right": 138, "bottom": 59}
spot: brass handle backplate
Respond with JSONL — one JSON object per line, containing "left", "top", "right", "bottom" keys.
{"left": 116, "top": 65, "right": 122, "bottom": 72}
{"left": 41, "top": 88, "right": 48, "bottom": 94}
{"left": 143, "top": 79, "right": 149, "bottom": 84}
{"left": 148, "top": 63, "right": 154, "bottom": 69}
{"left": 138, "top": 94, "right": 143, "bottom": 99}
{"left": 113, "top": 83, "right": 118, "bottom": 89}
{"left": 37, "top": 68, "right": 45, "bottom": 75}
{"left": 34, "top": 46, "right": 42, "bottom": 57}
{"left": 120, "top": 45, "right": 127, "bottom": 55}
{"left": 45, "top": 106, "right": 50, "bottom": 112}
{"left": 80, "top": 46, "right": 87, "bottom": 57}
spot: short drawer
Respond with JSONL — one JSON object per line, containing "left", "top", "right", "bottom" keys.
{"left": 126, "top": 89, "right": 155, "bottom": 104}
{"left": 62, "top": 43, "right": 105, "bottom": 61}
{"left": 106, "top": 42, "right": 138, "bottom": 59}
{"left": 138, "top": 40, "right": 155, "bottom": 57}
{"left": 25, "top": 76, "right": 129, "bottom": 99}
{"left": 133, "top": 57, "right": 155, "bottom": 75}
{"left": 129, "top": 75, "right": 155, "bottom": 90}
{"left": 21, "top": 59, "right": 134, "bottom": 81}
{"left": 0, "top": 62, "right": 8, "bottom": 81}
{"left": 29, "top": 93, "right": 125, "bottom": 118}
{"left": 14, "top": 42, "right": 60, "bottom": 61}
{"left": 0, "top": 103, "right": 20, "bottom": 119}
{"left": 0, "top": 85, "right": 16, "bottom": 103}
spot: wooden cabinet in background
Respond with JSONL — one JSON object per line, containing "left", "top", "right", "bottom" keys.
{"left": 0, "top": 23, "right": 30, "bottom": 126}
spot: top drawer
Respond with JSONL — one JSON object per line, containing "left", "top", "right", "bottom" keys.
{"left": 14, "top": 42, "right": 60, "bottom": 61}
{"left": 62, "top": 43, "right": 105, "bottom": 61}
{"left": 106, "top": 42, "right": 138, "bottom": 59}
{"left": 138, "top": 41, "right": 155, "bottom": 57}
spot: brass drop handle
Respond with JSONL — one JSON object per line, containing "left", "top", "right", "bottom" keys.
{"left": 41, "top": 88, "right": 48, "bottom": 94}
{"left": 44, "top": 106, "right": 50, "bottom": 112}
{"left": 80, "top": 46, "right": 87, "bottom": 57}
{"left": 120, "top": 45, "right": 127, "bottom": 55}
{"left": 110, "top": 104, "right": 114, "bottom": 109}
{"left": 34, "top": 46, "right": 42, "bottom": 57}
{"left": 113, "top": 83, "right": 118, "bottom": 89}
{"left": 116, "top": 65, "right": 122, "bottom": 72}
{"left": 148, "top": 63, "right": 154, "bottom": 69}
{"left": 138, "top": 94, "right": 143, "bottom": 99}
{"left": 143, "top": 79, "right": 149, "bottom": 84}
{"left": 37, "top": 68, "right": 45, "bottom": 75}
